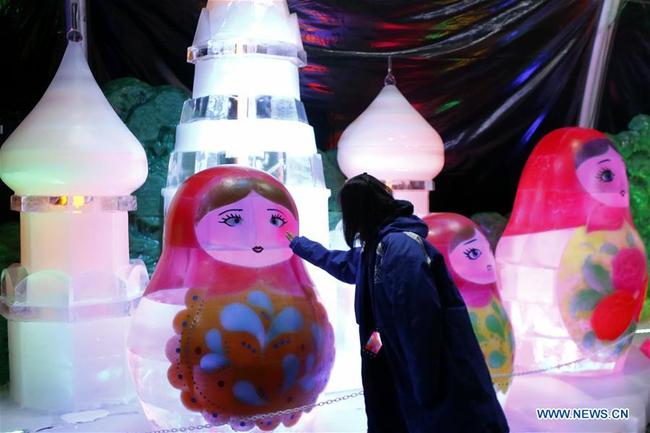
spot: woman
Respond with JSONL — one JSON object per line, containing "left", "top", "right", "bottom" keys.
{"left": 287, "top": 173, "right": 509, "bottom": 433}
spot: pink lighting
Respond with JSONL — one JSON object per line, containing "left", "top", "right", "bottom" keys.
{"left": 195, "top": 192, "right": 298, "bottom": 267}
{"left": 128, "top": 166, "right": 334, "bottom": 430}
{"left": 423, "top": 213, "right": 514, "bottom": 403}
{"left": 496, "top": 127, "right": 647, "bottom": 374}
{"left": 0, "top": 27, "right": 148, "bottom": 409}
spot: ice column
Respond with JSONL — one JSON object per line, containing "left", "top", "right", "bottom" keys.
{"left": 0, "top": 8, "right": 148, "bottom": 410}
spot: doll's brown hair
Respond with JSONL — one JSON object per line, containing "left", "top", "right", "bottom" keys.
{"left": 196, "top": 175, "right": 298, "bottom": 222}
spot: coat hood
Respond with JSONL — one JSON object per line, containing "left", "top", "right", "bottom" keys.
{"left": 378, "top": 200, "right": 429, "bottom": 238}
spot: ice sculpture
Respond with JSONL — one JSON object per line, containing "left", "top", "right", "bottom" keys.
{"left": 423, "top": 213, "right": 514, "bottom": 403}
{"left": 165, "top": 0, "right": 346, "bottom": 393}
{"left": 336, "top": 73, "right": 444, "bottom": 215}
{"left": 164, "top": 0, "right": 329, "bottom": 246}
{"left": 0, "top": 9, "right": 148, "bottom": 410}
{"left": 495, "top": 127, "right": 647, "bottom": 374}
{"left": 128, "top": 166, "right": 334, "bottom": 431}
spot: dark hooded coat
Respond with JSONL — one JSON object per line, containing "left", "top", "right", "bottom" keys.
{"left": 290, "top": 201, "right": 509, "bottom": 433}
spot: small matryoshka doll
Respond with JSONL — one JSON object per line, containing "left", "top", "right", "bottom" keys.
{"left": 127, "top": 166, "right": 334, "bottom": 431}
{"left": 423, "top": 213, "right": 514, "bottom": 403}
{"left": 496, "top": 127, "right": 647, "bottom": 374}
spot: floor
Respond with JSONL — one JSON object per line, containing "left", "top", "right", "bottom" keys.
{"left": 1, "top": 345, "right": 648, "bottom": 433}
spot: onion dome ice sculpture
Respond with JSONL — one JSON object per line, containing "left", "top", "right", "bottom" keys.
{"left": 336, "top": 81, "right": 444, "bottom": 215}
{"left": 0, "top": 37, "right": 148, "bottom": 410}
{"left": 495, "top": 127, "right": 647, "bottom": 374}
{"left": 423, "top": 213, "right": 514, "bottom": 403}
{"left": 0, "top": 46, "right": 147, "bottom": 196}
{"left": 128, "top": 166, "right": 334, "bottom": 431}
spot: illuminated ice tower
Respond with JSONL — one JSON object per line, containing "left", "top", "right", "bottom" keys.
{"left": 163, "top": 0, "right": 330, "bottom": 245}
{"left": 0, "top": 1, "right": 148, "bottom": 411}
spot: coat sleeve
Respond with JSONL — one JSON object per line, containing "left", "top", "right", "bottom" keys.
{"left": 380, "top": 234, "right": 443, "bottom": 408}
{"left": 289, "top": 236, "right": 360, "bottom": 284}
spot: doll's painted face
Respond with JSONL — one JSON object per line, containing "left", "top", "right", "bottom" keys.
{"left": 576, "top": 145, "right": 629, "bottom": 208}
{"left": 195, "top": 191, "right": 298, "bottom": 267}
{"left": 449, "top": 229, "right": 496, "bottom": 284}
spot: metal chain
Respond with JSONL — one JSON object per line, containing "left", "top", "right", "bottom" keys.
{"left": 491, "top": 356, "right": 591, "bottom": 383}
{"left": 491, "top": 329, "right": 641, "bottom": 383}
{"left": 145, "top": 390, "right": 364, "bottom": 433}
{"left": 143, "top": 329, "right": 647, "bottom": 433}
{"left": 244, "top": 390, "right": 365, "bottom": 422}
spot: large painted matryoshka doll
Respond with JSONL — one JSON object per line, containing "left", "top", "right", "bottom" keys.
{"left": 423, "top": 213, "right": 514, "bottom": 403}
{"left": 496, "top": 127, "right": 647, "bottom": 374}
{"left": 127, "top": 167, "right": 334, "bottom": 431}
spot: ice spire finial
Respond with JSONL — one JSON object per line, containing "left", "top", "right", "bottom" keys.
{"left": 384, "top": 56, "right": 396, "bottom": 86}
{"left": 66, "top": 0, "right": 83, "bottom": 42}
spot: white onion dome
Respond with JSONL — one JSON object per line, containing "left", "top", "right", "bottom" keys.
{"left": 0, "top": 42, "right": 147, "bottom": 197}
{"left": 337, "top": 84, "right": 445, "bottom": 182}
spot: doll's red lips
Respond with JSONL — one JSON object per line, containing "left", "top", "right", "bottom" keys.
{"left": 252, "top": 246, "right": 264, "bottom": 253}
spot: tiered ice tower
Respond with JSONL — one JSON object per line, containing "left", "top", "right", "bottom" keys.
{"left": 163, "top": 0, "right": 330, "bottom": 247}
{"left": 162, "top": 2, "right": 343, "bottom": 388}
{"left": 0, "top": 6, "right": 148, "bottom": 410}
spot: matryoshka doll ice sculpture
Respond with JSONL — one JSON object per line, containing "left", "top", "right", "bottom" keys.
{"left": 127, "top": 167, "right": 334, "bottom": 431}
{"left": 496, "top": 127, "right": 647, "bottom": 374}
{"left": 423, "top": 213, "right": 514, "bottom": 404}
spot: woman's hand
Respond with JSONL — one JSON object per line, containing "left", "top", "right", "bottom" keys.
{"left": 285, "top": 232, "right": 295, "bottom": 242}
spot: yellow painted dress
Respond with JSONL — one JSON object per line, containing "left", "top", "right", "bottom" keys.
{"left": 557, "top": 223, "right": 647, "bottom": 362}
{"left": 464, "top": 288, "right": 515, "bottom": 394}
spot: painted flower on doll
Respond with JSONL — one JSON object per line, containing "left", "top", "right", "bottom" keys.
{"left": 560, "top": 229, "right": 647, "bottom": 350}
{"left": 611, "top": 248, "right": 647, "bottom": 295}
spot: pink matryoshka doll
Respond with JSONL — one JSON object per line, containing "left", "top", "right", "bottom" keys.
{"left": 127, "top": 166, "right": 334, "bottom": 431}
{"left": 495, "top": 127, "right": 647, "bottom": 374}
{"left": 423, "top": 213, "right": 514, "bottom": 403}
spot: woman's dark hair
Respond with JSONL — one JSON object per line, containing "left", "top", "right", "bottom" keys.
{"left": 339, "top": 173, "right": 399, "bottom": 247}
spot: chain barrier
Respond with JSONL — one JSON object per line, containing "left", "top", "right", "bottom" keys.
{"left": 143, "top": 328, "right": 648, "bottom": 433}
{"left": 491, "top": 328, "right": 645, "bottom": 383}
{"left": 145, "top": 390, "right": 364, "bottom": 433}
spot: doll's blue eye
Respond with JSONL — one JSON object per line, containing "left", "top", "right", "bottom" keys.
{"left": 270, "top": 214, "right": 287, "bottom": 227}
{"left": 597, "top": 168, "right": 614, "bottom": 183}
{"left": 464, "top": 248, "right": 481, "bottom": 260}
{"left": 220, "top": 214, "right": 243, "bottom": 227}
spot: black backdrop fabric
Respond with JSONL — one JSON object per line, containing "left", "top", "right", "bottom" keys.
{"left": 0, "top": 0, "right": 647, "bottom": 220}
{"left": 598, "top": 1, "right": 650, "bottom": 134}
